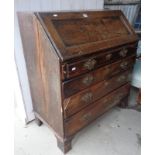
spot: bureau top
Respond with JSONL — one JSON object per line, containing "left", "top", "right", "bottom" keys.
{"left": 36, "top": 10, "right": 138, "bottom": 62}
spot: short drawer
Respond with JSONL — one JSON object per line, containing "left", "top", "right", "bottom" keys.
{"left": 63, "top": 44, "right": 137, "bottom": 79}
{"left": 65, "top": 84, "right": 130, "bottom": 137}
{"left": 63, "top": 70, "right": 131, "bottom": 118}
{"left": 63, "top": 55, "right": 135, "bottom": 98}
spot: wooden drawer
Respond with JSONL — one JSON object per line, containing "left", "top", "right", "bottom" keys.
{"left": 63, "top": 70, "right": 131, "bottom": 118}
{"left": 63, "top": 44, "right": 136, "bottom": 79}
{"left": 63, "top": 55, "right": 135, "bottom": 98}
{"left": 65, "top": 84, "right": 130, "bottom": 137}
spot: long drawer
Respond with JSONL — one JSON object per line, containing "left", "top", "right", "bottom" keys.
{"left": 65, "top": 84, "right": 130, "bottom": 137}
{"left": 63, "top": 55, "right": 135, "bottom": 98}
{"left": 63, "top": 44, "right": 137, "bottom": 79}
{"left": 63, "top": 70, "right": 131, "bottom": 118}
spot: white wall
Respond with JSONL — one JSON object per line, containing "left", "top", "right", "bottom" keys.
{"left": 14, "top": 0, "right": 104, "bottom": 123}
{"left": 15, "top": 0, "right": 104, "bottom": 11}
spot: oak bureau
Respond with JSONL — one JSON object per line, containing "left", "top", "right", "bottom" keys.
{"left": 18, "top": 10, "right": 138, "bottom": 153}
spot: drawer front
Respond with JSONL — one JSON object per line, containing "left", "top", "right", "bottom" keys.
{"left": 65, "top": 84, "right": 130, "bottom": 137}
{"left": 63, "top": 70, "right": 131, "bottom": 118}
{"left": 63, "top": 44, "right": 136, "bottom": 79}
{"left": 63, "top": 55, "right": 135, "bottom": 98}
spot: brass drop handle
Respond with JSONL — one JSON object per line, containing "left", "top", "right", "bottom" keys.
{"left": 81, "top": 92, "right": 93, "bottom": 103}
{"left": 82, "top": 75, "right": 94, "bottom": 86}
{"left": 84, "top": 59, "right": 96, "bottom": 70}
{"left": 119, "top": 48, "right": 128, "bottom": 57}
{"left": 120, "top": 61, "right": 128, "bottom": 69}
{"left": 106, "top": 53, "right": 112, "bottom": 60}
{"left": 81, "top": 112, "right": 92, "bottom": 122}
{"left": 117, "top": 75, "right": 126, "bottom": 82}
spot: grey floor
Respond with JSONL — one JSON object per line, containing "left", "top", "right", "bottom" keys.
{"left": 15, "top": 105, "right": 141, "bottom": 155}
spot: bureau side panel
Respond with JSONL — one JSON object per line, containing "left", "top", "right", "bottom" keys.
{"left": 17, "top": 13, "right": 45, "bottom": 119}
{"left": 18, "top": 13, "right": 64, "bottom": 138}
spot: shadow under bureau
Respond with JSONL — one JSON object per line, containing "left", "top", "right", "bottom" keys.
{"left": 18, "top": 10, "right": 138, "bottom": 153}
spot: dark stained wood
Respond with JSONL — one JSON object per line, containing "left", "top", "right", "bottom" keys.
{"left": 63, "top": 70, "right": 132, "bottom": 118}
{"left": 17, "top": 13, "right": 45, "bottom": 117}
{"left": 37, "top": 10, "right": 138, "bottom": 61}
{"left": 56, "top": 136, "right": 73, "bottom": 153}
{"left": 18, "top": 11, "right": 138, "bottom": 153}
{"left": 63, "top": 44, "right": 136, "bottom": 79}
{"left": 65, "top": 84, "right": 130, "bottom": 137}
{"left": 18, "top": 13, "right": 64, "bottom": 139}
{"left": 63, "top": 55, "right": 135, "bottom": 97}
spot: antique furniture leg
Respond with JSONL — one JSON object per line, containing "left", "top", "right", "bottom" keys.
{"left": 35, "top": 117, "right": 43, "bottom": 126}
{"left": 56, "top": 137, "right": 73, "bottom": 153}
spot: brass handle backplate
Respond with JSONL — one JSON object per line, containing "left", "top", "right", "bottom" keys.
{"left": 82, "top": 75, "right": 94, "bottom": 86}
{"left": 119, "top": 48, "right": 128, "bottom": 57}
{"left": 117, "top": 75, "right": 126, "bottom": 82}
{"left": 120, "top": 61, "right": 128, "bottom": 69}
{"left": 84, "top": 59, "right": 96, "bottom": 70}
{"left": 81, "top": 92, "right": 93, "bottom": 103}
{"left": 81, "top": 112, "right": 92, "bottom": 122}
